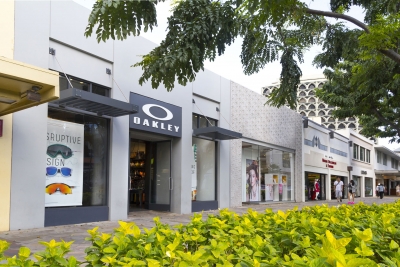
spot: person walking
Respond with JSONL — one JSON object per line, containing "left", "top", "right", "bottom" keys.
{"left": 347, "top": 180, "right": 356, "bottom": 204}
{"left": 396, "top": 184, "right": 400, "bottom": 197}
{"left": 377, "top": 183, "right": 385, "bottom": 199}
{"left": 334, "top": 177, "right": 344, "bottom": 202}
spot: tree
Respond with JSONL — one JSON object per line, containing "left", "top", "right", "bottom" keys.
{"left": 85, "top": 0, "right": 400, "bottom": 142}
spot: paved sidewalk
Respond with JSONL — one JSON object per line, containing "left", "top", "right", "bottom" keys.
{"left": 0, "top": 197, "right": 397, "bottom": 261}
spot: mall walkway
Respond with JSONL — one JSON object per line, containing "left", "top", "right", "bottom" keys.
{"left": 0, "top": 197, "right": 397, "bottom": 261}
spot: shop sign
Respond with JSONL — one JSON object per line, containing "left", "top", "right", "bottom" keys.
{"left": 322, "top": 158, "right": 336, "bottom": 168}
{"left": 361, "top": 170, "right": 367, "bottom": 175}
{"left": 130, "top": 93, "right": 182, "bottom": 137}
{"left": 45, "top": 119, "right": 84, "bottom": 207}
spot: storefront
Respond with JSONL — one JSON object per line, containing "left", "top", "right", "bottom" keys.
{"left": 303, "top": 120, "right": 350, "bottom": 201}
{"left": 242, "top": 143, "right": 295, "bottom": 203}
{"left": 1, "top": 0, "right": 304, "bottom": 231}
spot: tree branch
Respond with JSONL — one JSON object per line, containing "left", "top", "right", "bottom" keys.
{"left": 372, "top": 108, "right": 400, "bottom": 136}
{"left": 305, "top": 8, "right": 370, "bottom": 33}
{"left": 306, "top": 8, "right": 400, "bottom": 65}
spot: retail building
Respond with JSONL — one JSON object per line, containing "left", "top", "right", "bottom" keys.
{"left": 336, "top": 129, "right": 375, "bottom": 198}
{"left": 0, "top": 0, "right": 303, "bottom": 231}
{"left": 303, "top": 120, "right": 351, "bottom": 201}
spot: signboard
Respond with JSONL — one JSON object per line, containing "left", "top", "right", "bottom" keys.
{"left": 45, "top": 119, "right": 84, "bottom": 207}
{"left": 246, "top": 159, "right": 260, "bottom": 201}
{"left": 130, "top": 93, "right": 182, "bottom": 137}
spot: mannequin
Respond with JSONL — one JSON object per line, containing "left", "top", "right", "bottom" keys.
{"left": 314, "top": 180, "right": 320, "bottom": 200}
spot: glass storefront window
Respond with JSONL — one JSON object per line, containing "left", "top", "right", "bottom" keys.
{"left": 242, "top": 142, "right": 294, "bottom": 202}
{"left": 365, "top": 177, "right": 373, "bottom": 196}
{"left": 192, "top": 137, "right": 216, "bottom": 201}
{"left": 352, "top": 176, "right": 361, "bottom": 197}
{"left": 48, "top": 108, "right": 109, "bottom": 206}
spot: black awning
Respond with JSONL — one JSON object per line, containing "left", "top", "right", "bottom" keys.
{"left": 193, "top": 126, "right": 242, "bottom": 140}
{"left": 51, "top": 88, "right": 138, "bottom": 117}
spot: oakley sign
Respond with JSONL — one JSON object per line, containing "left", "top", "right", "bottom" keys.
{"left": 129, "top": 93, "right": 182, "bottom": 137}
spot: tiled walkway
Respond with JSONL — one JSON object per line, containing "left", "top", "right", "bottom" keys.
{"left": 0, "top": 197, "right": 397, "bottom": 261}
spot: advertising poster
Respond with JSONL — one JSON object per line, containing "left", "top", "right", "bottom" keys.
{"left": 45, "top": 119, "right": 84, "bottom": 207}
{"left": 264, "top": 174, "right": 274, "bottom": 201}
{"left": 246, "top": 159, "right": 260, "bottom": 201}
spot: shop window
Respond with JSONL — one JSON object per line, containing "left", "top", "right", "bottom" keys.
{"left": 58, "top": 73, "right": 110, "bottom": 97}
{"left": 383, "top": 153, "right": 387, "bottom": 166}
{"left": 365, "top": 177, "right": 373, "bottom": 196}
{"left": 48, "top": 108, "right": 109, "bottom": 207}
{"left": 391, "top": 158, "right": 399, "bottom": 169}
{"left": 377, "top": 151, "right": 382, "bottom": 163}
{"left": 242, "top": 142, "right": 294, "bottom": 203}
{"left": 353, "top": 144, "right": 359, "bottom": 159}
{"left": 192, "top": 113, "right": 218, "bottom": 129}
{"left": 192, "top": 137, "right": 216, "bottom": 201}
{"left": 360, "top": 147, "right": 365, "bottom": 161}
{"left": 366, "top": 149, "right": 371, "bottom": 163}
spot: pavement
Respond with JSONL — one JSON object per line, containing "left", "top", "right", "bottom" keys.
{"left": 0, "top": 196, "right": 397, "bottom": 262}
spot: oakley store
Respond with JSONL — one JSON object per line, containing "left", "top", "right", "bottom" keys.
{"left": 1, "top": 0, "right": 306, "bottom": 231}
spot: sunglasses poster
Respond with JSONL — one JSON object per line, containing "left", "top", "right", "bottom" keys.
{"left": 45, "top": 119, "right": 84, "bottom": 207}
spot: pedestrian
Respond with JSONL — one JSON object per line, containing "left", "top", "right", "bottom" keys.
{"left": 347, "top": 180, "right": 356, "bottom": 204}
{"left": 334, "top": 177, "right": 344, "bottom": 202}
{"left": 377, "top": 183, "right": 385, "bottom": 199}
{"left": 396, "top": 183, "right": 400, "bottom": 197}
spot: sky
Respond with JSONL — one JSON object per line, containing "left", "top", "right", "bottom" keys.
{"left": 72, "top": 0, "right": 399, "bottom": 150}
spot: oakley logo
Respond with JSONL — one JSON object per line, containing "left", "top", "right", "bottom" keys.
{"left": 142, "top": 104, "right": 174, "bottom": 121}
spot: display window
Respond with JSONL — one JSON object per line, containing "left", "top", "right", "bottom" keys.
{"left": 242, "top": 142, "right": 294, "bottom": 202}
{"left": 47, "top": 108, "right": 109, "bottom": 207}
{"left": 352, "top": 176, "right": 362, "bottom": 197}
{"left": 365, "top": 177, "right": 373, "bottom": 197}
{"left": 191, "top": 137, "right": 216, "bottom": 201}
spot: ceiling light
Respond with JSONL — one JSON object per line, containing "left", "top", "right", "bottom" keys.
{"left": 0, "top": 96, "right": 17, "bottom": 104}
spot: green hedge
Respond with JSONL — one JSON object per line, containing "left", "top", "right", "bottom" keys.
{"left": 1, "top": 201, "right": 400, "bottom": 266}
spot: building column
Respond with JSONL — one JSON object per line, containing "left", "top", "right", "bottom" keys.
{"left": 0, "top": 115, "right": 12, "bottom": 231}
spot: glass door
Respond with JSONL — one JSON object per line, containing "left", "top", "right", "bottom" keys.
{"left": 148, "top": 140, "right": 171, "bottom": 211}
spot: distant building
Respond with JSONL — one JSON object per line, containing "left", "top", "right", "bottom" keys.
{"left": 262, "top": 75, "right": 361, "bottom": 132}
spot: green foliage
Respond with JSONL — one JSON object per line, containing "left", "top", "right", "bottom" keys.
{"left": 0, "top": 239, "right": 79, "bottom": 267}
{"left": 85, "top": 0, "right": 400, "bottom": 141}
{"left": 4, "top": 202, "right": 400, "bottom": 266}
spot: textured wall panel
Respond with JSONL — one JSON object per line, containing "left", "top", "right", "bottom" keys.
{"left": 230, "top": 82, "right": 303, "bottom": 207}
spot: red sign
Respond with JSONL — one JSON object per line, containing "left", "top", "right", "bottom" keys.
{"left": 322, "top": 158, "right": 336, "bottom": 168}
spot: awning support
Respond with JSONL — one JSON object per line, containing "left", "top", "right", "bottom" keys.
{"left": 193, "top": 126, "right": 242, "bottom": 140}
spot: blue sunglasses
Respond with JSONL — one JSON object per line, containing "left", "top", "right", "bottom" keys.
{"left": 46, "top": 167, "right": 72, "bottom": 177}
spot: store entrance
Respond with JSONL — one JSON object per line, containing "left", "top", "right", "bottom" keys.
{"left": 129, "top": 133, "right": 172, "bottom": 212}
{"left": 331, "top": 175, "right": 347, "bottom": 200}
{"left": 305, "top": 172, "right": 326, "bottom": 201}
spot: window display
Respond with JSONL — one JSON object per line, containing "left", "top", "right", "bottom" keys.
{"left": 192, "top": 137, "right": 216, "bottom": 201}
{"left": 242, "top": 142, "right": 294, "bottom": 202}
{"left": 48, "top": 109, "right": 109, "bottom": 207}
{"left": 365, "top": 177, "right": 373, "bottom": 197}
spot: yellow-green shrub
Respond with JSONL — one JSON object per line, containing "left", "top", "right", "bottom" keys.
{"left": 2, "top": 201, "right": 400, "bottom": 266}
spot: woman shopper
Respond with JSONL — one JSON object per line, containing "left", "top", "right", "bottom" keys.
{"left": 347, "top": 180, "right": 356, "bottom": 204}
{"left": 396, "top": 184, "right": 400, "bottom": 197}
